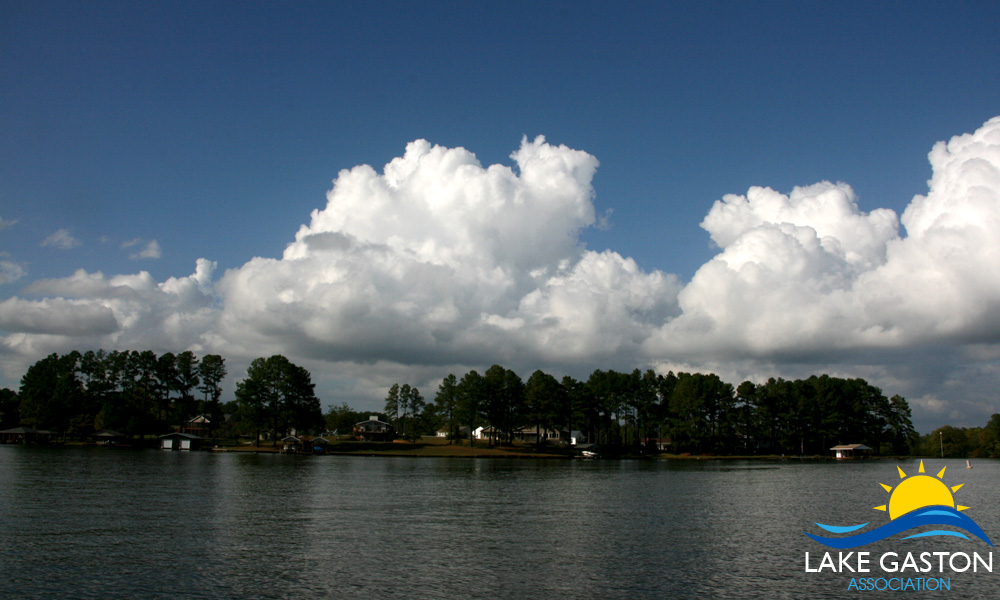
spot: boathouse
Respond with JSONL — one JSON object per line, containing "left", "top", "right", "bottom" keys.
{"left": 831, "top": 443, "right": 872, "bottom": 459}
{"left": 311, "top": 436, "right": 330, "bottom": 454}
{"left": 92, "top": 430, "right": 127, "bottom": 446}
{"left": 281, "top": 435, "right": 301, "bottom": 453}
{"left": 159, "top": 432, "right": 203, "bottom": 451}
{"left": 0, "top": 427, "right": 52, "bottom": 444}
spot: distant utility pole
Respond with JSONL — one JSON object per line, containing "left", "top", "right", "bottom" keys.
{"left": 940, "top": 431, "right": 944, "bottom": 458}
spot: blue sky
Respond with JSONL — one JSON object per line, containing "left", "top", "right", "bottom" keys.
{"left": 2, "top": 1, "right": 999, "bottom": 432}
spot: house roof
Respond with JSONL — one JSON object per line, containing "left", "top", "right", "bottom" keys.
{"left": 93, "top": 430, "right": 126, "bottom": 438}
{"left": 1, "top": 426, "right": 38, "bottom": 434}
{"left": 516, "top": 426, "right": 559, "bottom": 435}
{"left": 159, "top": 432, "right": 203, "bottom": 440}
{"left": 830, "top": 444, "right": 872, "bottom": 450}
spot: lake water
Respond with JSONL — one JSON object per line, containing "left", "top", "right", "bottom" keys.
{"left": 1, "top": 447, "right": 997, "bottom": 599}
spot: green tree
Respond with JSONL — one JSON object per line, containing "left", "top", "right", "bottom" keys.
{"left": 668, "top": 372, "right": 735, "bottom": 453}
{"left": 19, "top": 352, "right": 82, "bottom": 436}
{"left": 403, "top": 385, "right": 425, "bottom": 439}
{"left": 433, "top": 374, "right": 460, "bottom": 442}
{"left": 79, "top": 349, "right": 113, "bottom": 429}
{"left": 197, "top": 354, "right": 227, "bottom": 435}
{"left": 385, "top": 383, "right": 425, "bottom": 440}
{"left": 634, "top": 369, "right": 661, "bottom": 448}
{"left": 482, "top": 365, "right": 507, "bottom": 445}
{"left": 585, "top": 369, "right": 617, "bottom": 446}
{"left": 282, "top": 362, "right": 323, "bottom": 435}
{"left": 585, "top": 369, "right": 617, "bottom": 445}
{"left": 931, "top": 425, "right": 969, "bottom": 458}
{"left": 754, "top": 377, "right": 794, "bottom": 453}
{"left": 95, "top": 350, "right": 130, "bottom": 433}
{"left": 884, "top": 394, "right": 916, "bottom": 455}
{"left": 96, "top": 350, "right": 159, "bottom": 437}
{"left": 525, "top": 370, "right": 562, "bottom": 449}
{"left": 654, "top": 372, "right": 678, "bottom": 449}
{"left": 325, "top": 402, "right": 363, "bottom": 435}
{"left": 383, "top": 384, "right": 400, "bottom": 430}
{"left": 980, "top": 414, "right": 1000, "bottom": 458}
{"left": 398, "top": 384, "right": 414, "bottom": 439}
{"left": 502, "top": 369, "right": 525, "bottom": 443}
{"left": 560, "top": 375, "right": 587, "bottom": 443}
{"left": 174, "top": 350, "right": 200, "bottom": 426}
{"left": 155, "top": 352, "right": 179, "bottom": 428}
{"left": 668, "top": 373, "right": 707, "bottom": 452}
{"left": 235, "top": 355, "right": 322, "bottom": 445}
{"left": 0, "top": 388, "right": 19, "bottom": 429}
{"left": 456, "top": 370, "right": 484, "bottom": 446}
{"left": 735, "top": 381, "right": 757, "bottom": 453}
{"left": 482, "top": 365, "right": 524, "bottom": 444}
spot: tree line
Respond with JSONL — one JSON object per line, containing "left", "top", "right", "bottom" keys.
{"left": 0, "top": 350, "right": 326, "bottom": 446}
{"left": 374, "top": 366, "right": 917, "bottom": 455}
{"left": 916, "top": 415, "right": 1000, "bottom": 458}
{"left": 5, "top": 350, "right": 226, "bottom": 438}
{"left": 2, "top": 350, "right": 918, "bottom": 455}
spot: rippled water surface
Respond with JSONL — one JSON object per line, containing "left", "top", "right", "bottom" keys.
{"left": 1, "top": 448, "right": 997, "bottom": 598}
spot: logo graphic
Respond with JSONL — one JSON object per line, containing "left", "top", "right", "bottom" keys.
{"left": 805, "top": 460, "right": 994, "bottom": 549}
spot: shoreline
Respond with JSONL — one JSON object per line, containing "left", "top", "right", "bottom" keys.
{"left": 209, "top": 440, "right": 910, "bottom": 461}
{"left": 25, "top": 439, "right": 914, "bottom": 461}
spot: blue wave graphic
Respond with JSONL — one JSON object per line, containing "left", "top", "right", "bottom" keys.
{"left": 902, "top": 530, "right": 968, "bottom": 541}
{"left": 805, "top": 505, "right": 994, "bottom": 549}
{"left": 815, "top": 522, "right": 869, "bottom": 534}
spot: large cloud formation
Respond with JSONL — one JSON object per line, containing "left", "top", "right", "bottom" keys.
{"left": 648, "top": 116, "right": 1000, "bottom": 355}
{"left": 215, "top": 136, "right": 681, "bottom": 367}
{"left": 0, "top": 260, "right": 216, "bottom": 363}
{"left": 1, "top": 119, "right": 999, "bottom": 428}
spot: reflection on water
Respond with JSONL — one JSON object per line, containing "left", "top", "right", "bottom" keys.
{"left": 1, "top": 448, "right": 996, "bottom": 599}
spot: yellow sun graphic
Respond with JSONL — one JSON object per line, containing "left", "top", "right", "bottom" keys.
{"left": 874, "top": 460, "right": 969, "bottom": 520}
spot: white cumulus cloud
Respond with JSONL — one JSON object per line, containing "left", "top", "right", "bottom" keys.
{"left": 644, "top": 115, "right": 1000, "bottom": 425}
{"left": 216, "top": 136, "right": 678, "bottom": 369}
{"left": 41, "top": 228, "right": 81, "bottom": 250}
{"left": 0, "top": 259, "right": 218, "bottom": 379}
{"left": 0, "top": 258, "right": 25, "bottom": 285}
{"left": 0, "top": 297, "right": 119, "bottom": 336}
{"left": 648, "top": 116, "right": 1000, "bottom": 357}
{"left": 123, "top": 238, "right": 162, "bottom": 259}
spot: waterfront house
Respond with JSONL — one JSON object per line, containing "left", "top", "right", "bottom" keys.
{"left": 354, "top": 416, "right": 394, "bottom": 441}
{"left": 644, "top": 436, "right": 670, "bottom": 451}
{"left": 92, "top": 430, "right": 127, "bottom": 446}
{"left": 159, "top": 432, "right": 203, "bottom": 451}
{"left": 514, "top": 427, "right": 561, "bottom": 444}
{"left": 0, "top": 427, "right": 52, "bottom": 444}
{"left": 181, "top": 414, "right": 212, "bottom": 437}
{"left": 436, "top": 426, "right": 471, "bottom": 439}
{"left": 831, "top": 443, "right": 872, "bottom": 459}
{"left": 474, "top": 426, "right": 510, "bottom": 444}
